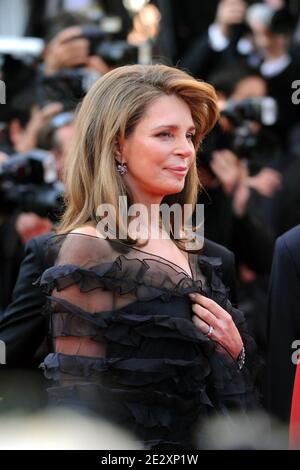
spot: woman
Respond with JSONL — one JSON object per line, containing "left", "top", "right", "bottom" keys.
{"left": 38, "top": 64, "right": 257, "bottom": 449}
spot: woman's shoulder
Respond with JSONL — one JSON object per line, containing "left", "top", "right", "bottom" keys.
{"left": 69, "top": 225, "right": 98, "bottom": 237}
{"left": 49, "top": 226, "right": 116, "bottom": 267}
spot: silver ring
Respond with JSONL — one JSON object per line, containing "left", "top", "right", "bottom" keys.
{"left": 206, "top": 325, "right": 214, "bottom": 337}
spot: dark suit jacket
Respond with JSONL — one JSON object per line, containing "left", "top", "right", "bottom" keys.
{"left": 0, "top": 232, "right": 54, "bottom": 367}
{"left": 266, "top": 225, "right": 300, "bottom": 423}
{"left": 0, "top": 233, "right": 237, "bottom": 367}
{"left": 180, "top": 28, "right": 247, "bottom": 81}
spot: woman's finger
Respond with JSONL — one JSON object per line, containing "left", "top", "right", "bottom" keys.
{"left": 189, "top": 293, "right": 229, "bottom": 320}
{"left": 192, "top": 315, "right": 213, "bottom": 337}
{"left": 191, "top": 303, "right": 217, "bottom": 327}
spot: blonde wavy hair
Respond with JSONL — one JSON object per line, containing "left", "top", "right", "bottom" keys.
{"left": 58, "top": 64, "right": 219, "bottom": 245}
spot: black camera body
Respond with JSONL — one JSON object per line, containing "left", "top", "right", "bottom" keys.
{"left": 39, "top": 69, "right": 91, "bottom": 108}
{"left": 38, "top": 25, "right": 138, "bottom": 108}
{"left": 80, "top": 25, "right": 138, "bottom": 67}
{"left": 199, "top": 97, "right": 278, "bottom": 167}
{"left": 221, "top": 97, "right": 277, "bottom": 128}
{"left": 222, "top": 97, "right": 277, "bottom": 159}
{"left": 0, "top": 150, "right": 64, "bottom": 220}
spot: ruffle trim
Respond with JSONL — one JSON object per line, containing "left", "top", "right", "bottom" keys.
{"left": 48, "top": 296, "right": 213, "bottom": 349}
{"left": 42, "top": 352, "right": 212, "bottom": 445}
{"left": 41, "top": 351, "right": 257, "bottom": 448}
{"left": 41, "top": 352, "right": 212, "bottom": 392}
{"left": 36, "top": 254, "right": 227, "bottom": 304}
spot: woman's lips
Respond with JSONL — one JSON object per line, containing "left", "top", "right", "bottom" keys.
{"left": 165, "top": 167, "right": 188, "bottom": 177}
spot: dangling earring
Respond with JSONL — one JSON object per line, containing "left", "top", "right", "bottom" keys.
{"left": 117, "top": 162, "right": 128, "bottom": 176}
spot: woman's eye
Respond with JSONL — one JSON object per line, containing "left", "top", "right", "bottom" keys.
{"left": 157, "top": 131, "right": 172, "bottom": 138}
{"left": 155, "top": 131, "right": 195, "bottom": 141}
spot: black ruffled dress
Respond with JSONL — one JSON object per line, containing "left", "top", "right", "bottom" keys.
{"left": 37, "top": 233, "right": 257, "bottom": 449}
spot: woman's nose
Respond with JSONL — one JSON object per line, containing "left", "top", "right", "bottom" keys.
{"left": 174, "top": 137, "right": 194, "bottom": 157}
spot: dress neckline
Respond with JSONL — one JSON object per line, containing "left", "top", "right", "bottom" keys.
{"left": 130, "top": 245, "right": 194, "bottom": 280}
{"left": 55, "top": 231, "right": 197, "bottom": 280}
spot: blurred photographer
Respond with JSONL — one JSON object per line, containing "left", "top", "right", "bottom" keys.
{"left": 39, "top": 15, "right": 140, "bottom": 108}
{"left": 43, "top": 25, "right": 111, "bottom": 77}
{"left": 198, "top": 66, "right": 281, "bottom": 359}
{"left": 0, "top": 110, "right": 73, "bottom": 310}
{"left": 181, "top": 1, "right": 300, "bottom": 151}
{"left": 0, "top": 150, "right": 56, "bottom": 309}
{"left": 12, "top": 112, "right": 74, "bottom": 244}
{"left": 37, "top": 110, "right": 74, "bottom": 181}
{"left": 246, "top": 3, "right": 300, "bottom": 148}
{"left": 181, "top": 0, "right": 249, "bottom": 80}
{"left": 200, "top": 65, "right": 281, "bottom": 221}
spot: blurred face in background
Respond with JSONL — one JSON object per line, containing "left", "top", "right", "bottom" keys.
{"left": 264, "top": 0, "right": 284, "bottom": 9}
{"left": 216, "top": 75, "right": 267, "bottom": 117}
{"left": 52, "top": 123, "right": 74, "bottom": 181}
{"left": 248, "top": 19, "right": 288, "bottom": 59}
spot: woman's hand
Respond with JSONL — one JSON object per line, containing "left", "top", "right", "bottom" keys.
{"left": 189, "top": 292, "right": 243, "bottom": 359}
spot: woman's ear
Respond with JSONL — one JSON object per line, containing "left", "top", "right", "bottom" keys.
{"left": 114, "top": 137, "right": 126, "bottom": 163}
{"left": 114, "top": 137, "right": 122, "bottom": 162}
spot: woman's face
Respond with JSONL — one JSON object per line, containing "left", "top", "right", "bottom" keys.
{"left": 119, "top": 94, "right": 196, "bottom": 204}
